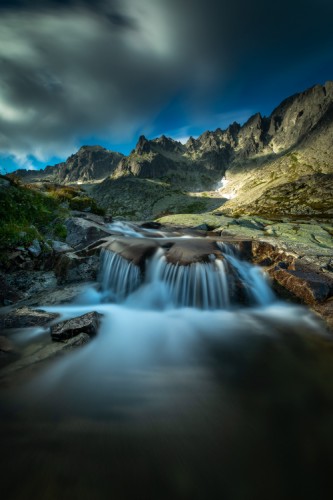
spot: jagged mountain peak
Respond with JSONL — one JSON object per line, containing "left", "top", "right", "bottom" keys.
{"left": 13, "top": 81, "right": 333, "bottom": 198}
{"left": 135, "top": 135, "right": 151, "bottom": 154}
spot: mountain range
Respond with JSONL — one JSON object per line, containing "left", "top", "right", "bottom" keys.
{"left": 13, "top": 82, "right": 333, "bottom": 219}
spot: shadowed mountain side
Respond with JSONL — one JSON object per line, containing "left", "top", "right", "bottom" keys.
{"left": 91, "top": 177, "right": 227, "bottom": 219}
{"left": 111, "top": 134, "right": 229, "bottom": 189}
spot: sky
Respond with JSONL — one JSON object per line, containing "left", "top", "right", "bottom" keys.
{"left": 1, "top": 0, "right": 333, "bottom": 172}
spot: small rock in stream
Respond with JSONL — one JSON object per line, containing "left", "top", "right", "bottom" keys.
{"left": 50, "top": 311, "right": 102, "bottom": 341}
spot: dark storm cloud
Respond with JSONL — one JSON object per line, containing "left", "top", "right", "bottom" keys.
{"left": 0, "top": 0, "right": 333, "bottom": 165}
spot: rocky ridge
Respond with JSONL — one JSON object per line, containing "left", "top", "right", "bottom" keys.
{"left": 1, "top": 210, "right": 332, "bottom": 386}
{"left": 93, "top": 81, "right": 333, "bottom": 218}
{"left": 12, "top": 82, "right": 333, "bottom": 219}
{"left": 14, "top": 146, "right": 124, "bottom": 185}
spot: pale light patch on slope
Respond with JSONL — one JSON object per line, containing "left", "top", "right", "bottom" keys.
{"left": 214, "top": 144, "right": 333, "bottom": 215}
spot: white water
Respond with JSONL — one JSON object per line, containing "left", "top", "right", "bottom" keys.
{"left": 99, "top": 239, "right": 274, "bottom": 308}
{"left": 3, "top": 222, "right": 329, "bottom": 500}
{"left": 15, "top": 222, "right": 325, "bottom": 419}
{"left": 107, "top": 220, "right": 166, "bottom": 238}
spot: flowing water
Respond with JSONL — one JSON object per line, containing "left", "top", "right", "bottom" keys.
{"left": 1, "top": 223, "right": 333, "bottom": 500}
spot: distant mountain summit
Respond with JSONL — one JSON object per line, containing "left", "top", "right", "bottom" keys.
{"left": 14, "top": 145, "right": 124, "bottom": 184}
{"left": 13, "top": 81, "right": 333, "bottom": 218}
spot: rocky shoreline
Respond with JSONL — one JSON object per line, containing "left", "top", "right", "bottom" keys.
{"left": 1, "top": 210, "right": 332, "bottom": 386}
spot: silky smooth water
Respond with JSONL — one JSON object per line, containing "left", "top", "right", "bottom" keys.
{"left": 1, "top": 223, "right": 332, "bottom": 500}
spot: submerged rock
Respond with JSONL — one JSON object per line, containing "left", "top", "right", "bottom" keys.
{"left": 0, "top": 336, "right": 15, "bottom": 353}
{"left": 0, "top": 307, "right": 59, "bottom": 330}
{"left": 50, "top": 311, "right": 102, "bottom": 341}
{"left": 0, "top": 332, "right": 91, "bottom": 381}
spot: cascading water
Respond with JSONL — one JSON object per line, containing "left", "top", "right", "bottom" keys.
{"left": 99, "top": 238, "right": 273, "bottom": 308}
{"left": 100, "top": 248, "right": 142, "bottom": 300}
{"left": 1, "top": 221, "right": 329, "bottom": 500}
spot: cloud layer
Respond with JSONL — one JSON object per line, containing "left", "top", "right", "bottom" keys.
{"left": 1, "top": 0, "right": 333, "bottom": 165}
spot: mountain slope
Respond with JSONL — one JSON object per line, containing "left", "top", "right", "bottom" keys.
{"left": 12, "top": 81, "right": 333, "bottom": 219}
{"left": 217, "top": 92, "right": 333, "bottom": 216}
{"left": 14, "top": 146, "right": 124, "bottom": 184}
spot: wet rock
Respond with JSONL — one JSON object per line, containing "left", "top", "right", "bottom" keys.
{"left": 0, "top": 332, "right": 91, "bottom": 380}
{"left": 0, "top": 271, "right": 58, "bottom": 304}
{"left": 165, "top": 238, "right": 221, "bottom": 265}
{"left": 140, "top": 221, "right": 162, "bottom": 229}
{"left": 193, "top": 224, "right": 209, "bottom": 231}
{"left": 51, "top": 240, "right": 74, "bottom": 253}
{"left": 27, "top": 239, "right": 42, "bottom": 257}
{"left": 271, "top": 268, "right": 333, "bottom": 305}
{"left": 17, "top": 283, "right": 94, "bottom": 307}
{"left": 0, "top": 307, "right": 59, "bottom": 330}
{"left": 70, "top": 211, "right": 106, "bottom": 224}
{"left": 0, "top": 336, "right": 15, "bottom": 353}
{"left": 102, "top": 237, "right": 159, "bottom": 268}
{"left": 65, "top": 217, "right": 112, "bottom": 250}
{"left": 55, "top": 252, "right": 99, "bottom": 284}
{"left": 51, "top": 312, "right": 102, "bottom": 341}
{"left": 0, "top": 275, "right": 23, "bottom": 306}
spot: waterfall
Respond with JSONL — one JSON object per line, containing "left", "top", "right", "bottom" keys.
{"left": 147, "top": 251, "right": 230, "bottom": 309}
{"left": 224, "top": 254, "right": 275, "bottom": 306}
{"left": 100, "top": 248, "right": 142, "bottom": 301}
{"left": 216, "top": 241, "right": 275, "bottom": 306}
{"left": 99, "top": 235, "right": 274, "bottom": 309}
{"left": 6, "top": 222, "right": 327, "bottom": 500}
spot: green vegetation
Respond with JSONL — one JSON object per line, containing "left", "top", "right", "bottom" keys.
{"left": 155, "top": 212, "right": 226, "bottom": 229}
{"left": 0, "top": 175, "right": 105, "bottom": 262}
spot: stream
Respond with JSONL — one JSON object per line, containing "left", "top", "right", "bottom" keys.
{"left": 1, "top": 222, "right": 333, "bottom": 500}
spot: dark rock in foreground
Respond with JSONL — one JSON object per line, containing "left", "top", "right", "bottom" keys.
{"left": 51, "top": 312, "right": 102, "bottom": 341}
{"left": 0, "top": 336, "right": 15, "bottom": 353}
{"left": 0, "top": 306, "right": 59, "bottom": 330}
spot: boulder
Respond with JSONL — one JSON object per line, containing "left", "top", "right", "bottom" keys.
{"left": 51, "top": 240, "right": 74, "bottom": 253}
{"left": 0, "top": 271, "right": 58, "bottom": 304}
{"left": 165, "top": 238, "right": 222, "bottom": 265}
{"left": 0, "top": 274, "right": 22, "bottom": 306}
{"left": 0, "top": 336, "right": 15, "bottom": 353}
{"left": 270, "top": 267, "right": 333, "bottom": 305}
{"left": 50, "top": 311, "right": 102, "bottom": 341}
{"left": 27, "top": 239, "right": 42, "bottom": 257}
{"left": 15, "top": 283, "right": 93, "bottom": 308}
{"left": 65, "top": 217, "right": 112, "bottom": 250}
{"left": 140, "top": 221, "right": 162, "bottom": 229}
{"left": 102, "top": 237, "right": 159, "bottom": 268}
{"left": 54, "top": 252, "right": 99, "bottom": 284}
{"left": 0, "top": 306, "right": 59, "bottom": 330}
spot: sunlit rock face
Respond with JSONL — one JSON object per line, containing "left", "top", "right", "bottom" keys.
{"left": 12, "top": 81, "right": 333, "bottom": 219}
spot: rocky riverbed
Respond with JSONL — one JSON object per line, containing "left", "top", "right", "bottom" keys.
{"left": 0, "top": 209, "right": 332, "bottom": 385}
{"left": 1, "top": 210, "right": 333, "bottom": 500}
